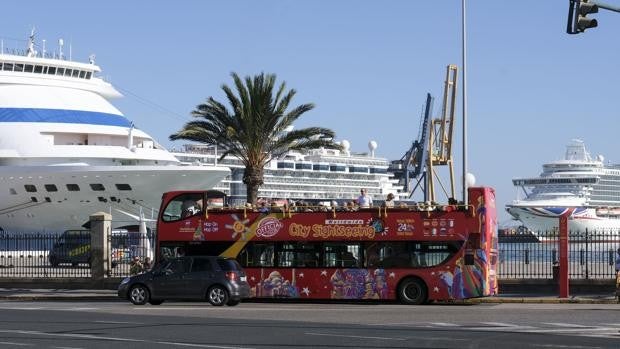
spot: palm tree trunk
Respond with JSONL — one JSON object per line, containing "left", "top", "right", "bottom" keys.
{"left": 243, "top": 166, "right": 264, "bottom": 205}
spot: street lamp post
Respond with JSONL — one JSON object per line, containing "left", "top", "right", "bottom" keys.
{"left": 462, "top": 0, "right": 468, "bottom": 206}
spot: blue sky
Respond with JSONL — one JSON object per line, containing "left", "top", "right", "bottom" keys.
{"left": 4, "top": 1, "right": 620, "bottom": 223}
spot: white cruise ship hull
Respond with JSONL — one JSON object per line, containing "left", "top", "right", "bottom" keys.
{"left": 506, "top": 205, "right": 620, "bottom": 236}
{"left": 0, "top": 165, "right": 228, "bottom": 232}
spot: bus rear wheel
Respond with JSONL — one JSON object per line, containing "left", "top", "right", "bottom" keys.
{"left": 398, "top": 278, "right": 427, "bottom": 305}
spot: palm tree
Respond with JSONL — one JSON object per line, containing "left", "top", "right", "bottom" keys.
{"left": 170, "top": 72, "right": 342, "bottom": 205}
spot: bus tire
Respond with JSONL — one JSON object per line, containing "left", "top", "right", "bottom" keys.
{"left": 129, "top": 284, "right": 150, "bottom": 305}
{"left": 207, "top": 285, "right": 229, "bottom": 306}
{"left": 398, "top": 277, "right": 427, "bottom": 305}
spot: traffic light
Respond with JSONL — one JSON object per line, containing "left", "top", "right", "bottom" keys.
{"left": 567, "top": 0, "right": 599, "bottom": 34}
{"left": 577, "top": 0, "right": 599, "bottom": 31}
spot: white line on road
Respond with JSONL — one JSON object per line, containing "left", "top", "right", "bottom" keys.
{"left": 481, "top": 322, "right": 523, "bottom": 327}
{"left": 93, "top": 320, "right": 144, "bottom": 325}
{"left": 429, "top": 322, "right": 459, "bottom": 327}
{"left": 543, "top": 323, "right": 591, "bottom": 328}
{"left": 155, "top": 341, "right": 255, "bottom": 348}
{"left": 305, "top": 332, "right": 407, "bottom": 341}
{"left": 0, "top": 329, "right": 255, "bottom": 349}
{"left": 0, "top": 342, "right": 32, "bottom": 346}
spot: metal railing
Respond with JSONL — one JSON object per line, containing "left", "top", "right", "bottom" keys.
{"left": 0, "top": 229, "right": 155, "bottom": 278}
{"left": 498, "top": 229, "right": 620, "bottom": 279}
{"left": 0, "top": 228, "right": 617, "bottom": 280}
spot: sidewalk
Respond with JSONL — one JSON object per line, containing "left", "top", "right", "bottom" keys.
{"left": 0, "top": 288, "right": 617, "bottom": 304}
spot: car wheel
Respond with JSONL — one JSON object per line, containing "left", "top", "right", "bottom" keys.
{"left": 207, "top": 285, "right": 229, "bottom": 306}
{"left": 149, "top": 299, "right": 164, "bottom": 305}
{"left": 129, "top": 285, "right": 150, "bottom": 305}
{"left": 398, "top": 277, "right": 427, "bottom": 305}
{"left": 226, "top": 300, "right": 240, "bottom": 306}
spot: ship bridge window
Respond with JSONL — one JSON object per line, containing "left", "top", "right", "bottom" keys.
{"left": 24, "top": 185, "right": 37, "bottom": 193}
{"left": 295, "top": 163, "right": 312, "bottom": 170}
{"left": 370, "top": 168, "right": 387, "bottom": 174}
{"left": 115, "top": 184, "right": 132, "bottom": 191}
{"left": 72, "top": 70, "right": 79, "bottom": 78}
{"left": 14, "top": 64, "right": 23, "bottom": 72}
{"left": 66, "top": 184, "right": 80, "bottom": 192}
{"left": 277, "top": 162, "right": 294, "bottom": 169}
{"left": 34, "top": 65, "right": 43, "bottom": 74}
{"left": 3, "top": 63, "right": 13, "bottom": 71}
{"left": 85, "top": 71, "right": 92, "bottom": 79}
{"left": 56, "top": 67, "right": 65, "bottom": 76}
{"left": 313, "top": 164, "right": 329, "bottom": 171}
{"left": 44, "top": 184, "right": 58, "bottom": 192}
{"left": 89, "top": 184, "right": 105, "bottom": 191}
{"left": 64, "top": 69, "right": 72, "bottom": 77}
{"left": 24, "top": 64, "right": 34, "bottom": 73}
{"left": 47, "top": 66, "right": 56, "bottom": 75}
{"left": 79, "top": 71, "right": 86, "bottom": 78}
{"left": 349, "top": 166, "right": 369, "bottom": 173}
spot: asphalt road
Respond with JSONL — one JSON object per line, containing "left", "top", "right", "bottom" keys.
{"left": 0, "top": 300, "right": 618, "bottom": 348}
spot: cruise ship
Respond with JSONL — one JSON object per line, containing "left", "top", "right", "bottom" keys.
{"left": 0, "top": 30, "right": 229, "bottom": 232}
{"left": 506, "top": 139, "right": 620, "bottom": 233}
{"left": 172, "top": 139, "right": 407, "bottom": 206}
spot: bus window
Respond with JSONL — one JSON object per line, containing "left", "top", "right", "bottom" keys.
{"left": 324, "top": 243, "right": 361, "bottom": 268}
{"left": 161, "top": 193, "right": 204, "bottom": 221}
{"left": 276, "top": 242, "right": 319, "bottom": 267}
{"left": 239, "top": 243, "right": 274, "bottom": 267}
{"left": 417, "top": 242, "right": 463, "bottom": 267}
{"left": 376, "top": 242, "right": 410, "bottom": 268}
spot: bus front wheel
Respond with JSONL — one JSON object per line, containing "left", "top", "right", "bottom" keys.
{"left": 398, "top": 278, "right": 427, "bottom": 305}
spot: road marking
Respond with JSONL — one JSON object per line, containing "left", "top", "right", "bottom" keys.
{"left": 94, "top": 320, "right": 144, "bottom": 325}
{"left": 429, "top": 322, "right": 458, "bottom": 327}
{"left": 543, "top": 322, "right": 591, "bottom": 328}
{"left": 53, "top": 347, "right": 86, "bottom": 349}
{"left": 481, "top": 322, "right": 522, "bottom": 327}
{"left": 155, "top": 341, "right": 254, "bottom": 348}
{"left": 0, "top": 342, "right": 32, "bottom": 346}
{"left": 531, "top": 345, "right": 604, "bottom": 349}
{"left": 0, "top": 329, "right": 254, "bottom": 349}
{"left": 305, "top": 332, "right": 407, "bottom": 341}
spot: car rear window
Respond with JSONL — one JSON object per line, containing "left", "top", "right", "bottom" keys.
{"left": 217, "top": 258, "right": 242, "bottom": 271}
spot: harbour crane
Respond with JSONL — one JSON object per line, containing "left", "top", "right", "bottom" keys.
{"left": 398, "top": 64, "right": 458, "bottom": 204}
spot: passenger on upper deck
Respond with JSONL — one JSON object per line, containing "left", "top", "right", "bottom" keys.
{"left": 357, "top": 188, "right": 373, "bottom": 208}
{"left": 383, "top": 193, "right": 395, "bottom": 208}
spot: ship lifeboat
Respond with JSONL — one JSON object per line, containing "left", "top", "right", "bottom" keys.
{"left": 609, "top": 207, "right": 620, "bottom": 216}
{"left": 595, "top": 207, "right": 610, "bottom": 216}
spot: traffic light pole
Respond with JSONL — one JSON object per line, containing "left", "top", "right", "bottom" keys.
{"left": 567, "top": 0, "right": 620, "bottom": 34}
{"left": 591, "top": 0, "right": 620, "bottom": 12}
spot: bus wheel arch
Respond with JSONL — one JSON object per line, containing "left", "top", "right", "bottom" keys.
{"left": 397, "top": 276, "right": 428, "bottom": 305}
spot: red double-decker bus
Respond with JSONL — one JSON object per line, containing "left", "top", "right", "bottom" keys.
{"left": 156, "top": 187, "right": 498, "bottom": 304}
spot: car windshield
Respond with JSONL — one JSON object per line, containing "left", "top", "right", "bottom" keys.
{"left": 217, "top": 258, "right": 242, "bottom": 271}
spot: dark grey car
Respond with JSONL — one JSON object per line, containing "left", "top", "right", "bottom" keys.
{"left": 118, "top": 256, "right": 250, "bottom": 306}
